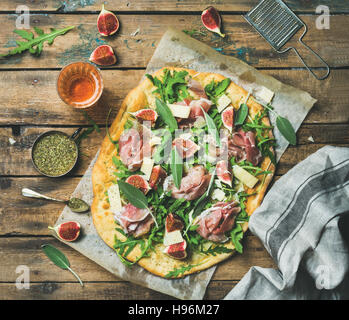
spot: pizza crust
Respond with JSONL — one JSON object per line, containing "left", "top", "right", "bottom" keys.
{"left": 91, "top": 67, "right": 275, "bottom": 278}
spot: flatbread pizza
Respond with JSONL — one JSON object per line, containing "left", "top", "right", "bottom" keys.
{"left": 91, "top": 67, "right": 275, "bottom": 278}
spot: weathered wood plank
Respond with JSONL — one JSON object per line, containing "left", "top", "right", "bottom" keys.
{"left": 1, "top": 142, "right": 348, "bottom": 235}
{"left": 1, "top": 126, "right": 349, "bottom": 178}
{"left": 1, "top": 125, "right": 348, "bottom": 178}
{"left": 0, "top": 69, "right": 348, "bottom": 126}
{"left": 0, "top": 0, "right": 347, "bottom": 13}
{"left": 0, "top": 280, "right": 239, "bottom": 300}
{"left": 0, "top": 14, "right": 347, "bottom": 69}
{"left": 0, "top": 236, "right": 275, "bottom": 282}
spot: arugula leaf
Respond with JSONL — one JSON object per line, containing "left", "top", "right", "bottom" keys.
{"left": 82, "top": 111, "right": 100, "bottom": 133}
{"left": 165, "top": 263, "right": 202, "bottom": 278}
{"left": 146, "top": 69, "right": 189, "bottom": 103}
{"left": 171, "top": 147, "right": 183, "bottom": 189}
{"left": 155, "top": 98, "right": 178, "bottom": 131}
{"left": 204, "top": 78, "right": 231, "bottom": 103}
{"left": 230, "top": 223, "right": 244, "bottom": 254}
{"left": 1, "top": 26, "right": 75, "bottom": 57}
{"left": 201, "top": 244, "right": 233, "bottom": 256}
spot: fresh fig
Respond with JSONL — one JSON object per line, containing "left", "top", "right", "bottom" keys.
{"left": 125, "top": 174, "right": 151, "bottom": 194}
{"left": 216, "top": 160, "right": 232, "bottom": 187}
{"left": 201, "top": 6, "right": 225, "bottom": 38}
{"left": 172, "top": 138, "right": 199, "bottom": 159}
{"left": 163, "top": 241, "right": 187, "bottom": 260}
{"left": 89, "top": 44, "right": 117, "bottom": 66}
{"left": 131, "top": 109, "right": 158, "bottom": 123}
{"left": 48, "top": 221, "right": 81, "bottom": 242}
{"left": 222, "top": 106, "right": 234, "bottom": 132}
{"left": 149, "top": 165, "right": 167, "bottom": 189}
{"left": 97, "top": 4, "right": 119, "bottom": 36}
{"left": 166, "top": 213, "right": 184, "bottom": 232}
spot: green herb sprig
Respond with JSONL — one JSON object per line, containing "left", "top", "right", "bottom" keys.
{"left": 204, "top": 78, "right": 231, "bottom": 104}
{"left": 165, "top": 263, "right": 201, "bottom": 278}
{"left": 201, "top": 244, "right": 233, "bottom": 256}
{"left": 41, "top": 244, "right": 83, "bottom": 286}
{"left": 171, "top": 147, "right": 183, "bottom": 189}
{"left": 1, "top": 26, "right": 75, "bottom": 57}
{"left": 155, "top": 98, "right": 178, "bottom": 131}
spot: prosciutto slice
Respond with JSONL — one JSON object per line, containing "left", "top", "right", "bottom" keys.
{"left": 188, "top": 79, "right": 208, "bottom": 99}
{"left": 114, "top": 203, "right": 154, "bottom": 237}
{"left": 196, "top": 201, "right": 241, "bottom": 243}
{"left": 228, "top": 129, "right": 262, "bottom": 166}
{"left": 119, "top": 126, "right": 151, "bottom": 171}
{"left": 167, "top": 165, "right": 211, "bottom": 201}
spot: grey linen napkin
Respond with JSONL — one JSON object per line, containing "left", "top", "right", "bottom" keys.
{"left": 224, "top": 146, "right": 349, "bottom": 300}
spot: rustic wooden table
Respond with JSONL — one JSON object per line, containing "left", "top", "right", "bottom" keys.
{"left": 1, "top": 0, "right": 348, "bottom": 300}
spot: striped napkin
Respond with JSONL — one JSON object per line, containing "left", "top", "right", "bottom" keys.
{"left": 225, "top": 146, "right": 349, "bottom": 300}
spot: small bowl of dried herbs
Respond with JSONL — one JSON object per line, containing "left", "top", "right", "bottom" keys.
{"left": 31, "top": 129, "right": 81, "bottom": 177}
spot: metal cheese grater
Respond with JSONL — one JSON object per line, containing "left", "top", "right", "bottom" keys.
{"left": 244, "top": 0, "right": 330, "bottom": 80}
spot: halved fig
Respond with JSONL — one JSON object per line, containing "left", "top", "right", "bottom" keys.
{"left": 131, "top": 109, "right": 158, "bottom": 123}
{"left": 149, "top": 165, "right": 167, "bottom": 189}
{"left": 201, "top": 6, "right": 225, "bottom": 38}
{"left": 48, "top": 221, "right": 80, "bottom": 242}
{"left": 166, "top": 213, "right": 184, "bottom": 232}
{"left": 89, "top": 45, "right": 117, "bottom": 66}
{"left": 172, "top": 138, "right": 199, "bottom": 159}
{"left": 216, "top": 160, "right": 232, "bottom": 187}
{"left": 97, "top": 5, "right": 119, "bottom": 36}
{"left": 163, "top": 241, "right": 187, "bottom": 260}
{"left": 222, "top": 106, "right": 234, "bottom": 132}
{"left": 125, "top": 175, "right": 151, "bottom": 194}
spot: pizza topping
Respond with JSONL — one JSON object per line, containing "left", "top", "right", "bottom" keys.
{"left": 217, "top": 94, "right": 231, "bottom": 113}
{"left": 196, "top": 201, "right": 241, "bottom": 243}
{"left": 167, "top": 103, "right": 191, "bottom": 118}
{"left": 188, "top": 98, "right": 213, "bottom": 120}
{"left": 166, "top": 213, "right": 184, "bottom": 232}
{"left": 216, "top": 160, "right": 232, "bottom": 187}
{"left": 131, "top": 109, "right": 158, "bottom": 123}
{"left": 188, "top": 79, "right": 208, "bottom": 99}
{"left": 140, "top": 157, "right": 154, "bottom": 180}
{"left": 232, "top": 165, "right": 259, "bottom": 189}
{"left": 114, "top": 203, "right": 154, "bottom": 237}
{"left": 163, "top": 241, "right": 187, "bottom": 259}
{"left": 125, "top": 175, "right": 151, "bottom": 194}
{"left": 228, "top": 129, "right": 262, "bottom": 166}
{"left": 148, "top": 165, "right": 167, "bottom": 190}
{"left": 169, "top": 165, "right": 211, "bottom": 200}
{"left": 221, "top": 106, "right": 234, "bottom": 132}
{"left": 119, "top": 128, "right": 144, "bottom": 171}
{"left": 172, "top": 138, "right": 199, "bottom": 159}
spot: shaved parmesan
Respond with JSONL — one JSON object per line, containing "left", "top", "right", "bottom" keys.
{"left": 212, "top": 189, "right": 225, "bottom": 201}
{"left": 217, "top": 94, "right": 231, "bottom": 113}
{"left": 108, "top": 184, "right": 122, "bottom": 212}
{"left": 193, "top": 116, "right": 206, "bottom": 128}
{"left": 163, "top": 230, "right": 184, "bottom": 246}
{"left": 141, "top": 157, "right": 154, "bottom": 180}
{"left": 257, "top": 87, "right": 274, "bottom": 104}
{"left": 167, "top": 104, "right": 191, "bottom": 118}
{"left": 150, "top": 135, "right": 162, "bottom": 146}
{"left": 233, "top": 166, "right": 259, "bottom": 189}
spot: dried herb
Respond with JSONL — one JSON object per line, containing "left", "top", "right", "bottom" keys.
{"left": 32, "top": 132, "right": 77, "bottom": 176}
{"left": 1, "top": 26, "right": 75, "bottom": 57}
{"left": 41, "top": 244, "right": 83, "bottom": 286}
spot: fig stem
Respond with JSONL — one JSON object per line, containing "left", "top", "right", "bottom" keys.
{"left": 67, "top": 266, "right": 84, "bottom": 287}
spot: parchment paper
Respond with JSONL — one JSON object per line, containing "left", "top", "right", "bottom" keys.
{"left": 55, "top": 28, "right": 316, "bottom": 300}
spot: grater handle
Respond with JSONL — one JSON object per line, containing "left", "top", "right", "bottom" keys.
{"left": 289, "top": 26, "right": 330, "bottom": 80}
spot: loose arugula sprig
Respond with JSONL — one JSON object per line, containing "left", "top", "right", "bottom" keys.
{"left": 41, "top": 244, "right": 83, "bottom": 286}
{"left": 1, "top": 26, "right": 75, "bottom": 57}
{"left": 165, "top": 263, "right": 202, "bottom": 278}
{"left": 201, "top": 244, "right": 233, "bottom": 256}
{"left": 171, "top": 147, "right": 183, "bottom": 189}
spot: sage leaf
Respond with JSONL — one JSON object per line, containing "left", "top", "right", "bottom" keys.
{"left": 41, "top": 244, "right": 83, "bottom": 286}
{"left": 234, "top": 103, "right": 249, "bottom": 126}
{"left": 171, "top": 147, "right": 183, "bottom": 189}
{"left": 117, "top": 180, "right": 148, "bottom": 209}
{"left": 155, "top": 98, "right": 178, "bottom": 131}
{"left": 201, "top": 107, "right": 221, "bottom": 147}
{"left": 276, "top": 116, "right": 296, "bottom": 145}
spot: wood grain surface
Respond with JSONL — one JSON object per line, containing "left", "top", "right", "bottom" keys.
{"left": 0, "top": 0, "right": 348, "bottom": 300}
